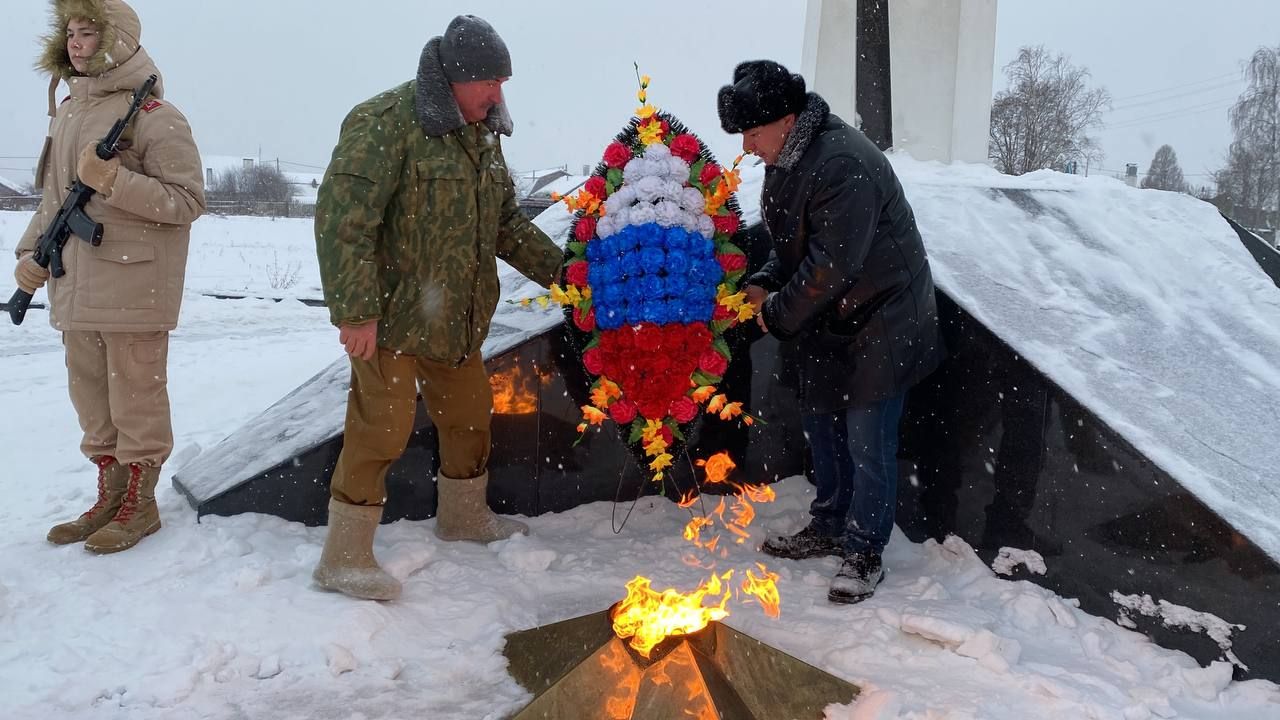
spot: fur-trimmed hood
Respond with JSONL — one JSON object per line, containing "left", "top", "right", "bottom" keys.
{"left": 415, "top": 36, "right": 512, "bottom": 138}
{"left": 35, "top": 0, "right": 162, "bottom": 117}
{"left": 37, "top": 0, "right": 141, "bottom": 79}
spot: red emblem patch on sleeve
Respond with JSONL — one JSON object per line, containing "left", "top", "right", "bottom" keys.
{"left": 141, "top": 99, "right": 163, "bottom": 113}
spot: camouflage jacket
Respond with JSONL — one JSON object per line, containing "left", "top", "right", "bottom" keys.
{"left": 315, "top": 81, "right": 561, "bottom": 364}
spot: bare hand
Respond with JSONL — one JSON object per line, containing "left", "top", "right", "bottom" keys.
{"left": 745, "top": 285, "right": 769, "bottom": 333}
{"left": 339, "top": 321, "right": 378, "bottom": 361}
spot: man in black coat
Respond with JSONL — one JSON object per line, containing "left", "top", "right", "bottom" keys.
{"left": 718, "top": 60, "right": 943, "bottom": 604}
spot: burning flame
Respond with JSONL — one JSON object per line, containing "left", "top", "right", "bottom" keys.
{"left": 489, "top": 368, "right": 537, "bottom": 415}
{"left": 741, "top": 563, "right": 782, "bottom": 618}
{"left": 696, "top": 451, "right": 736, "bottom": 484}
{"left": 612, "top": 573, "right": 732, "bottom": 657}
{"left": 611, "top": 450, "right": 782, "bottom": 656}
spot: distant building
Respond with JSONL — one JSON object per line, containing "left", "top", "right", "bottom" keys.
{"left": 512, "top": 167, "right": 588, "bottom": 219}
{"left": 0, "top": 174, "right": 38, "bottom": 211}
{"left": 202, "top": 154, "right": 325, "bottom": 216}
{"left": 1123, "top": 164, "right": 1139, "bottom": 188}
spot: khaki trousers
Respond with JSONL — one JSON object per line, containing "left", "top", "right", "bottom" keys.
{"left": 64, "top": 330, "right": 173, "bottom": 467}
{"left": 330, "top": 349, "right": 493, "bottom": 507}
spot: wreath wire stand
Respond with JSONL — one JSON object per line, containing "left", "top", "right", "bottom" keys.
{"left": 610, "top": 445, "right": 707, "bottom": 535}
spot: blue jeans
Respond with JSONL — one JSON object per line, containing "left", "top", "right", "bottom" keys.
{"left": 802, "top": 394, "right": 906, "bottom": 555}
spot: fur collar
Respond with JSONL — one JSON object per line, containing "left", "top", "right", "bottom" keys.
{"left": 775, "top": 93, "right": 830, "bottom": 172}
{"left": 414, "top": 37, "right": 513, "bottom": 138}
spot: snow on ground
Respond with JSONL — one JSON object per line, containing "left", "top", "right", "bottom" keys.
{"left": 2, "top": 179, "right": 1279, "bottom": 719}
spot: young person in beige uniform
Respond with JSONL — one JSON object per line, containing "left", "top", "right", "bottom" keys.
{"left": 13, "top": 0, "right": 205, "bottom": 553}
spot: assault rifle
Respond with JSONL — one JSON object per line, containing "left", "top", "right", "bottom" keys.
{"left": 8, "top": 74, "right": 158, "bottom": 326}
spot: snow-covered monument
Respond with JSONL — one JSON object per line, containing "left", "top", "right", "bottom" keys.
{"left": 174, "top": 0, "right": 1280, "bottom": 679}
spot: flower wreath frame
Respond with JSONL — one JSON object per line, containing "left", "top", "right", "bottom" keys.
{"left": 550, "top": 88, "right": 757, "bottom": 484}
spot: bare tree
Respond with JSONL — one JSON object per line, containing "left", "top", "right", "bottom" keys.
{"left": 207, "top": 163, "right": 297, "bottom": 216}
{"left": 988, "top": 46, "right": 1111, "bottom": 176}
{"left": 1140, "top": 145, "right": 1189, "bottom": 192}
{"left": 1216, "top": 47, "right": 1280, "bottom": 221}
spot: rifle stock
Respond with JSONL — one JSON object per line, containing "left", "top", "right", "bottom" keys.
{"left": 7, "top": 288, "right": 34, "bottom": 326}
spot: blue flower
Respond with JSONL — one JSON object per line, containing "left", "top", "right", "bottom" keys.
{"left": 664, "top": 272, "right": 687, "bottom": 296}
{"left": 639, "top": 247, "right": 666, "bottom": 271}
{"left": 664, "top": 226, "right": 690, "bottom": 253}
{"left": 601, "top": 262, "right": 626, "bottom": 285}
{"left": 665, "top": 251, "right": 690, "bottom": 275}
{"left": 641, "top": 275, "right": 665, "bottom": 297}
{"left": 598, "top": 307, "right": 623, "bottom": 331}
{"left": 635, "top": 223, "right": 662, "bottom": 246}
{"left": 624, "top": 301, "right": 644, "bottom": 326}
{"left": 641, "top": 299, "right": 666, "bottom": 323}
{"left": 621, "top": 250, "right": 644, "bottom": 279}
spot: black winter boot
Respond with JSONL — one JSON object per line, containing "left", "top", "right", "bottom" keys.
{"left": 761, "top": 522, "right": 842, "bottom": 560}
{"left": 828, "top": 551, "right": 884, "bottom": 604}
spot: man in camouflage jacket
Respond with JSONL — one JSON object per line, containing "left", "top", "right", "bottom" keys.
{"left": 311, "top": 15, "right": 563, "bottom": 601}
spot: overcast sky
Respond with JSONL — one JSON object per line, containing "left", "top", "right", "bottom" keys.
{"left": 1, "top": 1, "right": 1275, "bottom": 188}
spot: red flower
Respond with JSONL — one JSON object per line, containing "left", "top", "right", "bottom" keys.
{"left": 638, "top": 398, "right": 668, "bottom": 422}
{"left": 669, "top": 134, "right": 701, "bottom": 163}
{"left": 610, "top": 398, "right": 638, "bottom": 424}
{"left": 712, "top": 213, "right": 740, "bottom": 236}
{"left": 574, "top": 216, "right": 597, "bottom": 243}
{"left": 603, "top": 142, "right": 632, "bottom": 168}
{"left": 687, "top": 325, "right": 712, "bottom": 347}
{"left": 573, "top": 305, "right": 595, "bottom": 332}
{"left": 670, "top": 397, "right": 698, "bottom": 423}
{"left": 699, "top": 349, "right": 729, "bottom": 377}
{"left": 565, "top": 261, "right": 590, "bottom": 287}
{"left": 612, "top": 328, "right": 636, "bottom": 352}
{"left": 717, "top": 253, "right": 747, "bottom": 273}
{"left": 635, "top": 324, "right": 663, "bottom": 352}
{"left": 699, "top": 162, "right": 722, "bottom": 186}
{"left": 660, "top": 425, "right": 674, "bottom": 445}
{"left": 583, "top": 347, "right": 604, "bottom": 375}
{"left": 584, "top": 175, "right": 608, "bottom": 200}
{"left": 713, "top": 302, "right": 736, "bottom": 321}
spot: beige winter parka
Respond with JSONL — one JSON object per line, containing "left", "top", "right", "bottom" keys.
{"left": 16, "top": 0, "right": 205, "bottom": 332}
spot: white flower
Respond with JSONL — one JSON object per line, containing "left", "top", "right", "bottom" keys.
{"left": 606, "top": 186, "right": 638, "bottom": 215}
{"left": 667, "top": 157, "right": 690, "bottom": 181}
{"left": 630, "top": 203, "right": 657, "bottom": 226}
{"left": 596, "top": 214, "right": 618, "bottom": 239}
{"left": 681, "top": 187, "right": 706, "bottom": 214}
{"left": 654, "top": 200, "right": 685, "bottom": 227}
{"left": 644, "top": 143, "right": 672, "bottom": 162}
{"left": 696, "top": 214, "right": 715, "bottom": 239}
{"left": 634, "top": 175, "right": 666, "bottom": 203}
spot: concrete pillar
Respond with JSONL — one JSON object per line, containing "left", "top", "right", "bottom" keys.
{"left": 801, "top": 0, "right": 858, "bottom": 126}
{"left": 802, "top": 0, "right": 998, "bottom": 164}
{"left": 887, "top": 0, "right": 997, "bottom": 163}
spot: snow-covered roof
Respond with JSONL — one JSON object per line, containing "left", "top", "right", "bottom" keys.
{"left": 884, "top": 156, "right": 1280, "bottom": 561}
{"left": 0, "top": 174, "right": 27, "bottom": 195}
{"left": 531, "top": 174, "right": 588, "bottom": 199}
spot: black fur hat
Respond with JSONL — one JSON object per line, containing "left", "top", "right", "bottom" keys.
{"left": 717, "top": 60, "right": 807, "bottom": 134}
